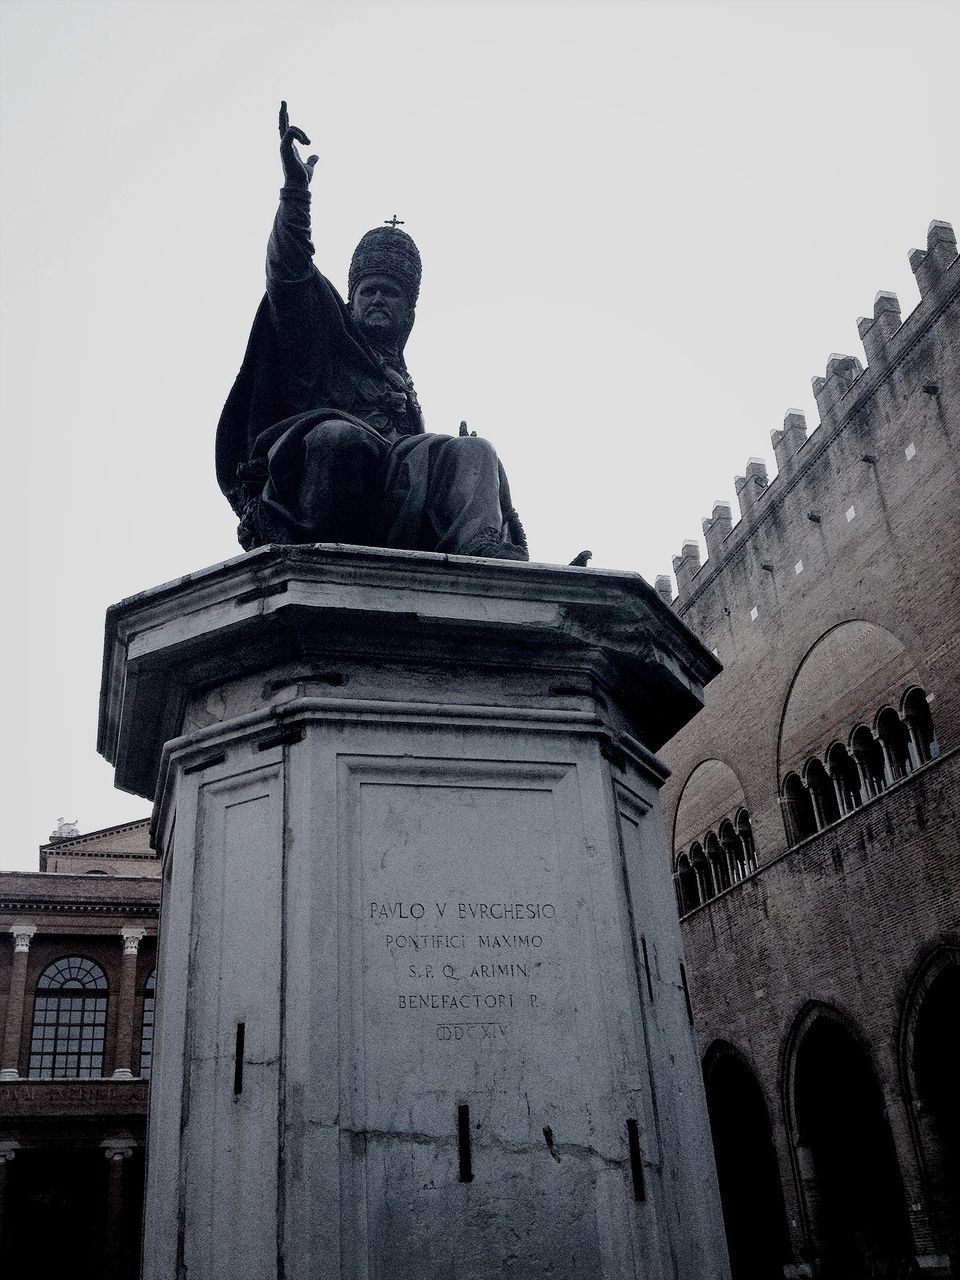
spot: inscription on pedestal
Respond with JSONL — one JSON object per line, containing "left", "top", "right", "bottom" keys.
{"left": 349, "top": 766, "right": 595, "bottom": 1109}
{"left": 369, "top": 897, "right": 558, "bottom": 1040}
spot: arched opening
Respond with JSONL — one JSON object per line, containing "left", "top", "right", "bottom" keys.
{"left": 735, "top": 810, "right": 757, "bottom": 874}
{"left": 902, "top": 687, "right": 939, "bottom": 767}
{"left": 719, "top": 820, "right": 747, "bottom": 883}
{"left": 782, "top": 772, "right": 816, "bottom": 845}
{"left": 876, "top": 706, "right": 912, "bottom": 782}
{"left": 912, "top": 965, "right": 960, "bottom": 1271}
{"left": 29, "top": 957, "right": 108, "bottom": 1079}
{"left": 704, "top": 1046, "right": 790, "bottom": 1280}
{"left": 851, "top": 725, "right": 886, "bottom": 799}
{"left": 826, "top": 742, "right": 862, "bottom": 815}
{"left": 690, "top": 841, "right": 712, "bottom": 902}
{"left": 805, "top": 758, "right": 840, "bottom": 829}
{"left": 676, "top": 853, "right": 699, "bottom": 915}
{"left": 793, "top": 1015, "right": 911, "bottom": 1272}
{"left": 705, "top": 831, "right": 730, "bottom": 894}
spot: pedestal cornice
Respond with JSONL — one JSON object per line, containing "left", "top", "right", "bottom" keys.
{"left": 99, "top": 544, "right": 720, "bottom": 800}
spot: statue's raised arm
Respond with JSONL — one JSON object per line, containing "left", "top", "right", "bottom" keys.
{"left": 214, "top": 103, "right": 529, "bottom": 560}
{"left": 278, "top": 101, "right": 318, "bottom": 190}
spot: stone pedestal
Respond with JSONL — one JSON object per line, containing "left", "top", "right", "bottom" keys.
{"left": 98, "top": 545, "right": 729, "bottom": 1280}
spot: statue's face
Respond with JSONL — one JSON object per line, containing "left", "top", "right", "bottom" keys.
{"left": 351, "top": 274, "right": 412, "bottom": 340}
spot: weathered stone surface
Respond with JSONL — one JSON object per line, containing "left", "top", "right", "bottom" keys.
{"left": 100, "top": 547, "right": 729, "bottom": 1279}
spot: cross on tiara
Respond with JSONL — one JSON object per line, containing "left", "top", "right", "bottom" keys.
{"left": 384, "top": 215, "right": 405, "bottom": 229}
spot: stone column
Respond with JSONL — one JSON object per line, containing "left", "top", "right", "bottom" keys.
{"left": 0, "top": 1140, "right": 18, "bottom": 1247}
{"left": 101, "top": 1136, "right": 136, "bottom": 1280}
{"left": 905, "top": 721, "right": 925, "bottom": 770}
{"left": 794, "top": 1142, "right": 826, "bottom": 1268}
{"left": 830, "top": 773, "right": 847, "bottom": 816}
{"left": 879, "top": 738, "right": 898, "bottom": 785}
{"left": 881, "top": 1081, "right": 952, "bottom": 1274}
{"left": 854, "top": 754, "right": 874, "bottom": 800}
{"left": 1, "top": 925, "right": 37, "bottom": 1080}
{"left": 112, "top": 927, "right": 146, "bottom": 1079}
{"left": 768, "top": 1117, "right": 814, "bottom": 1277}
{"left": 808, "top": 786, "right": 825, "bottom": 831}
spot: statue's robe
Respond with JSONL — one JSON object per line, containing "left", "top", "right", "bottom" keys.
{"left": 216, "top": 188, "right": 525, "bottom": 556}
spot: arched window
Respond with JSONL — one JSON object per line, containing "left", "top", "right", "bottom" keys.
{"left": 140, "top": 970, "right": 156, "bottom": 1079}
{"left": 902, "top": 687, "right": 939, "bottom": 767}
{"left": 676, "top": 854, "right": 699, "bottom": 915}
{"left": 705, "top": 832, "right": 730, "bottom": 894}
{"left": 690, "top": 842, "right": 712, "bottom": 902}
{"left": 805, "top": 758, "right": 840, "bottom": 829}
{"left": 851, "top": 725, "right": 886, "bottom": 798}
{"left": 29, "top": 957, "right": 108, "bottom": 1079}
{"left": 735, "top": 810, "right": 757, "bottom": 874}
{"left": 783, "top": 773, "right": 816, "bottom": 845}
{"left": 719, "top": 820, "right": 746, "bottom": 883}
{"left": 826, "top": 742, "right": 862, "bottom": 815}
{"left": 876, "top": 707, "right": 912, "bottom": 782}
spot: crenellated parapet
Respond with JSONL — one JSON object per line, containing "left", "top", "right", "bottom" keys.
{"left": 672, "top": 540, "right": 701, "bottom": 595}
{"left": 734, "top": 459, "right": 769, "bottom": 520}
{"left": 811, "top": 353, "right": 864, "bottom": 424}
{"left": 658, "top": 218, "right": 958, "bottom": 606}
{"left": 909, "top": 219, "right": 957, "bottom": 296}
{"left": 857, "top": 292, "right": 901, "bottom": 366}
{"left": 702, "top": 502, "right": 733, "bottom": 562}
{"left": 771, "top": 410, "right": 808, "bottom": 479}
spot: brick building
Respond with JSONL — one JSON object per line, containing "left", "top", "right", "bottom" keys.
{"left": 0, "top": 819, "right": 159, "bottom": 1278}
{"left": 659, "top": 220, "right": 960, "bottom": 1278}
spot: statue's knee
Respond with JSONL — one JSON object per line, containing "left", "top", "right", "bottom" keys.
{"left": 304, "top": 420, "right": 380, "bottom": 466}
{"left": 450, "top": 434, "right": 497, "bottom": 465}
{"left": 304, "top": 419, "right": 362, "bottom": 453}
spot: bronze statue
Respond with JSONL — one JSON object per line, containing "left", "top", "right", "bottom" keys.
{"left": 216, "top": 103, "right": 528, "bottom": 560}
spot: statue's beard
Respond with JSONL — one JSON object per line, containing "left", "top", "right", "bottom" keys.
{"left": 361, "top": 311, "right": 394, "bottom": 333}
{"left": 355, "top": 306, "right": 409, "bottom": 351}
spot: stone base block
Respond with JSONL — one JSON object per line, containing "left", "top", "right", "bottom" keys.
{"left": 99, "top": 546, "right": 729, "bottom": 1279}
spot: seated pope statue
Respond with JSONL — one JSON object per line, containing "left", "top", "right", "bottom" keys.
{"left": 216, "top": 103, "right": 528, "bottom": 560}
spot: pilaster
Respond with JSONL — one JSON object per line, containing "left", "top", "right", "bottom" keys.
{"left": 1, "top": 925, "right": 37, "bottom": 1080}
{"left": 112, "top": 927, "right": 146, "bottom": 1079}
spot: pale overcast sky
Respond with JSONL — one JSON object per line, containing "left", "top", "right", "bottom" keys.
{"left": 0, "top": 0, "right": 957, "bottom": 870}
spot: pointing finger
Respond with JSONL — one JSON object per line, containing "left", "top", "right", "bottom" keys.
{"left": 279, "top": 101, "right": 288, "bottom": 137}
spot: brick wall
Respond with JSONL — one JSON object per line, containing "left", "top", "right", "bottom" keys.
{"left": 658, "top": 225, "right": 960, "bottom": 1272}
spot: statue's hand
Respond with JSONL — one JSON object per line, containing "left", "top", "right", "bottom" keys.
{"left": 278, "top": 100, "right": 318, "bottom": 188}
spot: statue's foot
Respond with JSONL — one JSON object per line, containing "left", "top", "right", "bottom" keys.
{"left": 462, "top": 528, "right": 530, "bottom": 562}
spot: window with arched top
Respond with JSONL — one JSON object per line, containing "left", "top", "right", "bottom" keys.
{"left": 902, "top": 687, "right": 939, "bottom": 767}
{"left": 826, "top": 742, "right": 862, "bottom": 816}
{"left": 735, "top": 810, "right": 757, "bottom": 874}
{"left": 676, "top": 854, "right": 699, "bottom": 916}
{"left": 876, "top": 707, "right": 912, "bottom": 782}
{"left": 690, "top": 842, "right": 712, "bottom": 902}
{"left": 719, "top": 820, "right": 746, "bottom": 884}
{"left": 783, "top": 773, "right": 816, "bottom": 845}
{"left": 805, "top": 759, "right": 840, "bottom": 829}
{"left": 140, "top": 970, "right": 156, "bottom": 1079}
{"left": 29, "top": 957, "right": 108, "bottom": 1079}
{"left": 851, "top": 726, "right": 886, "bottom": 799}
{"left": 705, "top": 832, "right": 730, "bottom": 894}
